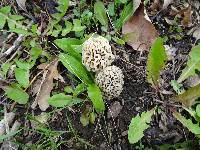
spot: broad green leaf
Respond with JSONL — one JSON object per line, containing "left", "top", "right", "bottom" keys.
{"left": 0, "top": 18, "right": 6, "bottom": 29}
{"left": 62, "top": 20, "right": 72, "bottom": 36}
{"left": 10, "top": 28, "right": 32, "bottom": 36}
{"left": 5, "top": 84, "right": 29, "bottom": 104}
{"left": 173, "top": 112, "right": 200, "bottom": 135}
{"left": 172, "top": 83, "right": 200, "bottom": 107}
{"left": 1, "top": 63, "right": 11, "bottom": 77}
{"left": 73, "top": 83, "right": 86, "bottom": 96}
{"left": 54, "top": 38, "right": 82, "bottom": 59}
{"left": 10, "top": 15, "right": 24, "bottom": 20}
{"left": 128, "top": 108, "right": 155, "bottom": 144}
{"left": 7, "top": 20, "right": 15, "bottom": 29}
{"left": 59, "top": 53, "right": 92, "bottom": 85}
{"left": 196, "top": 104, "right": 200, "bottom": 117}
{"left": 147, "top": 37, "right": 167, "bottom": 87}
{"left": 87, "top": 84, "right": 105, "bottom": 113}
{"left": 48, "top": 93, "right": 82, "bottom": 107}
{"left": 178, "top": 44, "right": 200, "bottom": 83}
{"left": 15, "top": 60, "right": 32, "bottom": 70}
{"left": 115, "top": 1, "right": 133, "bottom": 30}
{"left": 0, "top": 6, "right": 11, "bottom": 14}
{"left": 15, "top": 68, "right": 29, "bottom": 88}
{"left": 72, "top": 19, "right": 86, "bottom": 32}
{"left": 64, "top": 86, "right": 73, "bottom": 94}
{"left": 115, "top": 0, "right": 127, "bottom": 4}
{"left": 108, "top": 2, "right": 115, "bottom": 17}
{"left": 30, "top": 47, "right": 42, "bottom": 60}
{"left": 94, "top": 1, "right": 108, "bottom": 28}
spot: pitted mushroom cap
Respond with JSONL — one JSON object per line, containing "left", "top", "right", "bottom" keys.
{"left": 95, "top": 66, "right": 124, "bottom": 100}
{"left": 82, "top": 35, "right": 115, "bottom": 72}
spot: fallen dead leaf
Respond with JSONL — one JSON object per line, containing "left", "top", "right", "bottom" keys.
{"left": 192, "top": 27, "right": 200, "bottom": 42}
{"left": 31, "top": 58, "right": 64, "bottom": 111}
{"left": 122, "top": 4, "right": 158, "bottom": 51}
{"left": 181, "top": 6, "right": 192, "bottom": 27}
{"left": 162, "top": 0, "right": 173, "bottom": 9}
{"left": 107, "top": 101, "right": 122, "bottom": 119}
{"left": 0, "top": 112, "right": 15, "bottom": 135}
{"left": 149, "top": 0, "right": 161, "bottom": 12}
{"left": 16, "top": 0, "right": 28, "bottom": 12}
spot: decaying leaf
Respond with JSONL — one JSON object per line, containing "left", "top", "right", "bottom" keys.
{"left": 192, "top": 28, "right": 200, "bottom": 42}
{"left": 0, "top": 112, "right": 15, "bottom": 135}
{"left": 107, "top": 101, "right": 122, "bottom": 119}
{"left": 16, "top": 0, "right": 28, "bottom": 12}
{"left": 172, "top": 83, "right": 200, "bottom": 107}
{"left": 162, "top": 0, "right": 173, "bottom": 9}
{"left": 122, "top": 4, "right": 158, "bottom": 51}
{"left": 181, "top": 6, "right": 192, "bottom": 27}
{"left": 31, "top": 58, "right": 64, "bottom": 111}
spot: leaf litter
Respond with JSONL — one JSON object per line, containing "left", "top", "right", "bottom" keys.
{"left": 31, "top": 58, "right": 64, "bottom": 111}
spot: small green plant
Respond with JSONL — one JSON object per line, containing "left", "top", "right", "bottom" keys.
{"left": 128, "top": 37, "right": 200, "bottom": 144}
{"left": 128, "top": 108, "right": 155, "bottom": 144}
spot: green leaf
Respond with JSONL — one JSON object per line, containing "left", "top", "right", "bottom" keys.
{"left": 170, "top": 80, "right": 184, "bottom": 94}
{"left": 15, "top": 68, "right": 29, "bottom": 88}
{"left": 48, "top": 93, "right": 81, "bottom": 107}
{"left": 73, "top": 83, "right": 86, "bottom": 96}
{"left": 59, "top": 53, "right": 92, "bottom": 85}
{"left": 108, "top": 2, "right": 115, "bottom": 17}
{"left": 0, "top": 6, "right": 11, "bottom": 14}
{"left": 0, "top": 18, "right": 6, "bottom": 29}
{"left": 115, "top": 1, "right": 133, "bottom": 30}
{"left": 196, "top": 104, "right": 200, "bottom": 117}
{"left": 1, "top": 63, "right": 11, "bottom": 77}
{"left": 178, "top": 44, "right": 200, "bottom": 83}
{"left": 172, "top": 83, "right": 200, "bottom": 107}
{"left": 62, "top": 20, "right": 72, "bottom": 36}
{"left": 94, "top": 1, "right": 108, "bottom": 28}
{"left": 173, "top": 112, "right": 200, "bottom": 135}
{"left": 30, "top": 47, "right": 42, "bottom": 60}
{"left": 147, "top": 37, "right": 167, "bottom": 87}
{"left": 72, "top": 19, "right": 86, "bottom": 32}
{"left": 54, "top": 38, "right": 82, "bottom": 59}
{"left": 5, "top": 84, "right": 29, "bottom": 104}
{"left": 89, "top": 112, "right": 96, "bottom": 124}
{"left": 10, "top": 15, "right": 24, "bottom": 20}
{"left": 10, "top": 28, "right": 32, "bottom": 36}
{"left": 87, "top": 84, "right": 105, "bottom": 113}
{"left": 15, "top": 60, "right": 32, "bottom": 70}
{"left": 128, "top": 108, "right": 155, "bottom": 144}
{"left": 80, "top": 113, "right": 89, "bottom": 126}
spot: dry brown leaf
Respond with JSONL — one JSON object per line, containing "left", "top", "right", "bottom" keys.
{"left": 122, "top": 4, "right": 158, "bottom": 51}
{"left": 181, "top": 6, "right": 192, "bottom": 27}
{"left": 149, "top": 0, "right": 161, "bottom": 12}
{"left": 162, "top": 0, "right": 173, "bottom": 9}
{"left": 16, "top": 0, "right": 28, "bottom": 12}
{"left": 31, "top": 59, "right": 63, "bottom": 111}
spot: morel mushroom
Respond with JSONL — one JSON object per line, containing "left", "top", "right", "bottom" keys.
{"left": 95, "top": 65, "right": 124, "bottom": 100}
{"left": 82, "top": 35, "right": 115, "bottom": 72}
